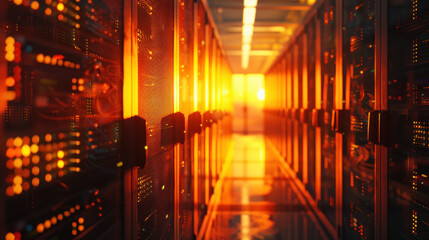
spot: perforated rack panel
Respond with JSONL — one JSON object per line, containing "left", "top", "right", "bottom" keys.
{"left": 388, "top": 1, "right": 429, "bottom": 239}
{"left": 1, "top": 0, "right": 124, "bottom": 239}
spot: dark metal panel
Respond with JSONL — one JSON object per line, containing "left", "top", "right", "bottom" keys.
{"left": 136, "top": 0, "right": 175, "bottom": 238}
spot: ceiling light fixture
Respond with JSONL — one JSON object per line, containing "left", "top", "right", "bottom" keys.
{"left": 244, "top": 0, "right": 257, "bottom": 7}
{"left": 241, "top": 0, "right": 258, "bottom": 69}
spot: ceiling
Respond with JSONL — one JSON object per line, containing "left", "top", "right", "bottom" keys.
{"left": 206, "top": 0, "right": 315, "bottom": 74}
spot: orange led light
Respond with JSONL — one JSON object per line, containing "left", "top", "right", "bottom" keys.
{"left": 5, "top": 232, "right": 15, "bottom": 240}
{"left": 45, "top": 164, "right": 53, "bottom": 172}
{"left": 6, "top": 138, "right": 14, "bottom": 147}
{"left": 45, "top": 134, "right": 52, "bottom": 142}
{"left": 32, "top": 166, "right": 40, "bottom": 175}
{"left": 32, "top": 155, "right": 40, "bottom": 164}
{"left": 31, "top": 1, "right": 40, "bottom": 10}
{"left": 57, "top": 213, "right": 64, "bottom": 221}
{"left": 32, "top": 177, "right": 40, "bottom": 187}
{"left": 45, "top": 174, "right": 52, "bottom": 182}
{"left": 78, "top": 225, "right": 84, "bottom": 231}
{"left": 57, "top": 160, "right": 65, "bottom": 168}
{"left": 57, "top": 150, "right": 65, "bottom": 159}
{"left": 14, "top": 137, "right": 23, "bottom": 147}
{"left": 6, "top": 160, "right": 14, "bottom": 169}
{"left": 36, "top": 223, "right": 44, "bottom": 233}
{"left": 23, "top": 182, "right": 30, "bottom": 191}
{"left": 44, "top": 219, "right": 51, "bottom": 229}
{"left": 15, "top": 148, "right": 22, "bottom": 158}
{"left": 23, "top": 169, "right": 30, "bottom": 178}
{"left": 36, "top": 53, "right": 44, "bottom": 63}
{"left": 21, "top": 145, "right": 31, "bottom": 157}
{"left": 6, "top": 186, "right": 14, "bottom": 197}
{"left": 22, "top": 136, "right": 30, "bottom": 144}
{"left": 45, "top": 8, "right": 52, "bottom": 16}
{"left": 57, "top": 3, "right": 64, "bottom": 11}
{"left": 5, "top": 44, "right": 15, "bottom": 53}
{"left": 31, "top": 144, "right": 39, "bottom": 153}
{"left": 13, "top": 184, "right": 23, "bottom": 195}
{"left": 5, "top": 37, "right": 15, "bottom": 45}
{"left": 51, "top": 216, "right": 57, "bottom": 225}
{"left": 44, "top": 55, "right": 51, "bottom": 65}
{"left": 6, "top": 148, "right": 15, "bottom": 158}
{"left": 13, "top": 0, "right": 23, "bottom": 6}
{"left": 13, "top": 158, "right": 22, "bottom": 168}
{"left": 6, "top": 91, "right": 16, "bottom": 101}
{"left": 13, "top": 176, "right": 23, "bottom": 185}
{"left": 23, "top": 157, "right": 30, "bottom": 167}
{"left": 78, "top": 217, "right": 84, "bottom": 224}
{"left": 58, "top": 132, "right": 65, "bottom": 139}
{"left": 5, "top": 52, "right": 15, "bottom": 62}
{"left": 32, "top": 135, "right": 40, "bottom": 144}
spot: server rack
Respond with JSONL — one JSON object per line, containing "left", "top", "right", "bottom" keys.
{"left": 265, "top": 0, "right": 429, "bottom": 239}
{"left": 1, "top": 0, "right": 125, "bottom": 239}
{"left": 1, "top": 0, "right": 233, "bottom": 239}
{"left": 385, "top": 1, "right": 429, "bottom": 239}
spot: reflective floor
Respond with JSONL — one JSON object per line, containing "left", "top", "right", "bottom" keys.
{"left": 205, "top": 134, "right": 331, "bottom": 240}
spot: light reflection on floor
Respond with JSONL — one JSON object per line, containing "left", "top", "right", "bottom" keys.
{"left": 205, "top": 134, "right": 330, "bottom": 240}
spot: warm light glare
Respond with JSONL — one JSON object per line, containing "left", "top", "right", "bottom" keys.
{"left": 242, "top": 35, "right": 252, "bottom": 44}
{"left": 242, "top": 24, "right": 254, "bottom": 37}
{"left": 257, "top": 88, "right": 265, "bottom": 101}
{"left": 244, "top": 0, "right": 257, "bottom": 7}
{"left": 243, "top": 7, "right": 256, "bottom": 25}
{"left": 242, "top": 44, "right": 251, "bottom": 52}
{"left": 241, "top": 1, "right": 257, "bottom": 69}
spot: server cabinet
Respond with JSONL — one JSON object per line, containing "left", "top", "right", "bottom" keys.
{"left": 194, "top": 1, "right": 207, "bottom": 232}
{"left": 318, "top": 0, "right": 337, "bottom": 227}
{"left": 1, "top": 0, "right": 124, "bottom": 239}
{"left": 281, "top": 58, "right": 287, "bottom": 160}
{"left": 306, "top": 18, "right": 317, "bottom": 200}
{"left": 341, "top": 0, "right": 376, "bottom": 239}
{"left": 296, "top": 36, "right": 304, "bottom": 182}
{"left": 176, "top": 0, "right": 195, "bottom": 238}
{"left": 386, "top": 1, "right": 429, "bottom": 239}
{"left": 136, "top": 0, "right": 175, "bottom": 238}
{"left": 286, "top": 51, "right": 293, "bottom": 167}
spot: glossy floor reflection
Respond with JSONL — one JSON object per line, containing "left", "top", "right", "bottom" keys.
{"left": 205, "top": 134, "right": 330, "bottom": 240}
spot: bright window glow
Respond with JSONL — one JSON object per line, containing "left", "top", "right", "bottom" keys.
{"left": 257, "top": 88, "right": 265, "bottom": 101}
{"left": 243, "top": 7, "right": 256, "bottom": 25}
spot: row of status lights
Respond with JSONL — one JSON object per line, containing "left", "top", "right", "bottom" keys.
{"left": 12, "top": 0, "right": 82, "bottom": 29}
{"left": 241, "top": 0, "right": 257, "bottom": 69}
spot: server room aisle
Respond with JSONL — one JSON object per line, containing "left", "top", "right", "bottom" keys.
{"left": 203, "top": 134, "right": 331, "bottom": 240}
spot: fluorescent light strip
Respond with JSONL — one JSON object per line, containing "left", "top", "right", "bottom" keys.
{"left": 241, "top": 1, "right": 257, "bottom": 69}
{"left": 244, "top": 0, "right": 257, "bottom": 7}
{"left": 242, "top": 7, "right": 256, "bottom": 25}
{"left": 242, "top": 24, "right": 254, "bottom": 37}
